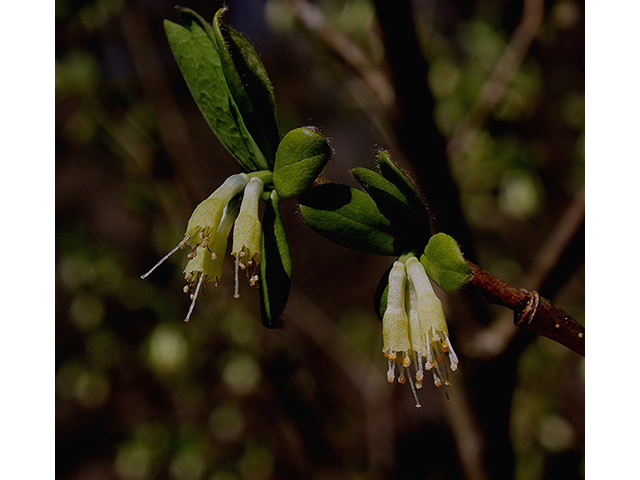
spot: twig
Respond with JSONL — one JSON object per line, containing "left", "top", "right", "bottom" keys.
{"left": 286, "top": 0, "right": 395, "bottom": 109}
{"left": 284, "top": 289, "right": 396, "bottom": 471}
{"left": 467, "top": 189, "right": 585, "bottom": 358}
{"left": 119, "top": 6, "right": 196, "bottom": 177}
{"left": 447, "top": 0, "right": 544, "bottom": 163}
{"left": 465, "top": 261, "right": 585, "bottom": 357}
{"left": 285, "top": 0, "right": 397, "bottom": 149}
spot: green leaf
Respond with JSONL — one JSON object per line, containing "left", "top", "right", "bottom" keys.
{"left": 298, "top": 183, "right": 405, "bottom": 255}
{"left": 420, "top": 233, "right": 472, "bottom": 293}
{"left": 351, "top": 167, "right": 422, "bottom": 246}
{"left": 273, "top": 127, "right": 331, "bottom": 200}
{"left": 376, "top": 149, "right": 432, "bottom": 241}
{"left": 213, "top": 7, "right": 280, "bottom": 167}
{"left": 164, "top": 10, "right": 267, "bottom": 171}
{"left": 259, "top": 190, "right": 292, "bottom": 328}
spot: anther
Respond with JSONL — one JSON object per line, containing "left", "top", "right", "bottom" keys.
{"left": 403, "top": 355, "right": 411, "bottom": 368}
{"left": 387, "top": 358, "right": 395, "bottom": 383}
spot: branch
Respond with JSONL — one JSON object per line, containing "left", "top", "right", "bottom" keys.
{"left": 447, "top": 0, "right": 544, "bottom": 163}
{"left": 285, "top": 0, "right": 396, "bottom": 147}
{"left": 465, "top": 261, "right": 584, "bottom": 357}
{"left": 284, "top": 289, "right": 396, "bottom": 471}
{"left": 287, "top": 0, "right": 395, "bottom": 109}
{"left": 467, "top": 189, "right": 585, "bottom": 358}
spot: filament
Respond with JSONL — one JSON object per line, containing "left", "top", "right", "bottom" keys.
{"left": 184, "top": 274, "right": 204, "bottom": 322}
{"left": 140, "top": 239, "right": 186, "bottom": 279}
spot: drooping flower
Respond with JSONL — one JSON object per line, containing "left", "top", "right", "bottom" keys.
{"left": 141, "top": 173, "right": 269, "bottom": 321}
{"left": 405, "top": 257, "right": 458, "bottom": 388}
{"left": 231, "top": 176, "right": 265, "bottom": 297}
{"left": 382, "top": 254, "right": 458, "bottom": 406}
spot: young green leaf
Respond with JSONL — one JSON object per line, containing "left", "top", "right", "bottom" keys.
{"left": 213, "top": 7, "right": 281, "bottom": 167}
{"left": 351, "top": 167, "right": 422, "bottom": 246}
{"left": 420, "top": 233, "right": 472, "bottom": 293}
{"left": 376, "top": 149, "right": 432, "bottom": 240}
{"left": 273, "top": 127, "right": 331, "bottom": 200}
{"left": 164, "top": 9, "right": 267, "bottom": 171}
{"left": 259, "top": 190, "right": 292, "bottom": 328}
{"left": 298, "top": 183, "right": 405, "bottom": 255}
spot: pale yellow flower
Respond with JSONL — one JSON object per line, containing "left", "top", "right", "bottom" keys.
{"left": 382, "top": 255, "right": 458, "bottom": 406}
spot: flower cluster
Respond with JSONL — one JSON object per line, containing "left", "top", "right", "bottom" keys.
{"left": 382, "top": 255, "right": 458, "bottom": 406}
{"left": 141, "top": 173, "right": 267, "bottom": 321}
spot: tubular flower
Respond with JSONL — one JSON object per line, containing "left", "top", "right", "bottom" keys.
{"left": 382, "top": 255, "right": 458, "bottom": 406}
{"left": 140, "top": 173, "right": 269, "bottom": 321}
{"left": 231, "top": 176, "right": 265, "bottom": 297}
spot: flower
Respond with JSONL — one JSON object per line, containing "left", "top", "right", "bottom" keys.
{"left": 231, "top": 176, "right": 265, "bottom": 297}
{"left": 382, "top": 254, "right": 458, "bottom": 406}
{"left": 141, "top": 173, "right": 269, "bottom": 321}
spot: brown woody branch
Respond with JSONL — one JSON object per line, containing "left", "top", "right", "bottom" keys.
{"left": 465, "top": 261, "right": 584, "bottom": 356}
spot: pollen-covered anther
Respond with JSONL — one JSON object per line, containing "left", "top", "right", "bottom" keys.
{"left": 183, "top": 285, "right": 189, "bottom": 294}
{"left": 249, "top": 274, "right": 259, "bottom": 287}
{"left": 403, "top": 355, "right": 411, "bottom": 368}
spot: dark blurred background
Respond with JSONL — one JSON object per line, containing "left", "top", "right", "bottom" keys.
{"left": 56, "top": 0, "right": 584, "bottom": 479}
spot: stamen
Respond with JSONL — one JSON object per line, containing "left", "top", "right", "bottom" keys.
{"left": 432, "top": 343, "right": 450, "bottom": 387}
{"left": 140, "top": 240, "right": 187, "bottom": 279}
{"left": 234, "top": 253, "right": 240, "bottom": 298}
{"left": 425, "top": 331, "right": 435, "bottom": 370}
{"left": 184, "top": 274, "right": 204, "bottom": 322}
{"left": 403, "top": 354, "right": 411, "bottom": 368}
{"left": 387, "top": 358, "right": 395, "bottom": 383}
{"left": 432, "top": 370, "right": 442, "bottom": 387}
{"left": 416, "top": 354, "right": 424, "bottom": 384}
{"left": 444, "top": 334, "right": 459, "bottom": 371}
{"left": 405, "top": 366, "right": 422, "bottom": 408}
